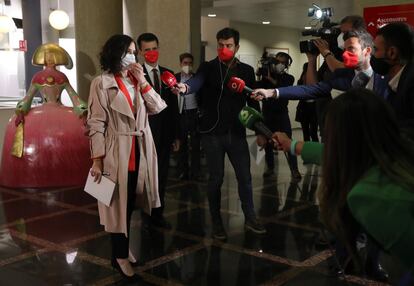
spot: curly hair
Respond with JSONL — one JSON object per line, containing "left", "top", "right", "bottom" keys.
{"left": 99, "top": 34, "right": 137, "bottom": 74}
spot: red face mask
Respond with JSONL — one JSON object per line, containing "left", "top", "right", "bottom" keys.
{"left": 144, "top": 50, "right": 159, "bottom": 64}
{"left": 342, "top": 51, "right": 359, "bottom": 69}
{"left": 217, "top": 47, "right": 234, "bottom": 62}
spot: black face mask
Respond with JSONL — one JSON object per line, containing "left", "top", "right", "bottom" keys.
{"left": 370, "top": 55, "right": 392, "bottom": 75}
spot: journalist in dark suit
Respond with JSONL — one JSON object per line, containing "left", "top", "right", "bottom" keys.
{"left": 137, "top": 33, "right": 180, "bottom": 228}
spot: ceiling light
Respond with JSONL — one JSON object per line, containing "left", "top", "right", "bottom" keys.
{"left": 208, "top": 14, "right": 216, "bottom": 18}
{"left": 49, "top": 9, "right": 70, "bottom": 30}
{"left": 0, "top": 3, "right": 15, "bottom": 33}
{"left": 304, "top": 26, "right": 312, "bottom": 30}
{"left": 262, "top": 21, "right": 270, "bottom": 25}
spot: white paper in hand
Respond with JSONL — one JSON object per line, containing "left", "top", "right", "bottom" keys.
{"left": 84, "top": 172, "right": 115, "bottom": 207}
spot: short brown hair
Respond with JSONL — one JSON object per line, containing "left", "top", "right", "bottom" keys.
{"left": 179, "top": 52, "right": 193, "bottom": 63}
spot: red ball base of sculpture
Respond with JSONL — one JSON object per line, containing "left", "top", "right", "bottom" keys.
{"left": 0, "top": 103, "right": 91, "bottom": 189}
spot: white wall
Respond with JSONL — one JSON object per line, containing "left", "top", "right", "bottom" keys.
{"left": 201, "top": 17, "right": 308, "bottom": 128}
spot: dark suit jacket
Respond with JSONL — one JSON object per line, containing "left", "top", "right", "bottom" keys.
{"left": 143, "top": 65, "right": 179, "bottom": 150}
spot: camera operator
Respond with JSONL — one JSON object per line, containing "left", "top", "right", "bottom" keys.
{"left": 305, "top": 15, "right": 366, "bottom": 139}
{"left": 306, "top": 15, "right": 366, "bottom": 85}
{"left": 255, "top": 52, "right": 301, "bottom": 179}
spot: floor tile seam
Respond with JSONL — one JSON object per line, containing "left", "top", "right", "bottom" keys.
{"left": 341, "top": 274, "right": 392, "bottom": 286}
{"left": 0, "top": 197, "right": 27, "bottom": 204}
{"left": 252, "top": 189, "right": 318, "bottom": 205}
{"left": 0, "top": 208, "right": 75, "bottom": 229}
{"left": 299, "top": 249, "right": 333, "bottom": 266}
{"left": 0, "top": 248, "right": 51, "bottom": 267}
{"left": 9, "top": 228, "right": 69, "bottom": 251}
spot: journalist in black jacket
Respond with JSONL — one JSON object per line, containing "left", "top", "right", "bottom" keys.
{"left": 178, "top": 28, "right": 266, "bottom": 240}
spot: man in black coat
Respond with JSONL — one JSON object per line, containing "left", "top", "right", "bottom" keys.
{"left": 137, "top": 33, "right": 180, "bottom": 229}
{"left": 175, "top": 28, "right": 267, "bottom": 240}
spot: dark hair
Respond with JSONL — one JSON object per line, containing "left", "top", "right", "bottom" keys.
{"left": 343, "top": 29, "right": 373, "bottom": 50}
{"left": 298, "top": 62, "right": 308, "bottom": 85}
{"left": 179, "top": 52, "right": 193, "bottom": 63}
{"left": 377, "top": 22, "right": 414, "bottom": 63}
{"left": 99, "top": 34, "right": 136, "bottom": 74}
{"left": 319, "top": 88, "right": 414, "bottom": 267}
{"left": 340, "top": 15, "right": 366, "bottom": 30}
{"left": 216, "top": 27, "right": 240, "bottom": 46}
{"left": 275, "top": 52, "right": 293, "bottom": 66}
{"left": 137, "top": 33, "right": 159, "bottom": 49}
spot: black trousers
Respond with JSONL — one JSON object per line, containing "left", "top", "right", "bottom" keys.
{"left": 177, "top": 109, "right": 201, "bottom": 176}
{"left": 110, "top": 139, "right": 139, "bottom": 259}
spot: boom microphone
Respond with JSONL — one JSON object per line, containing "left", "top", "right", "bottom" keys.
{"left": 238, "top": 106, "right": 273, "bottom": 139}
{"left": 228, "top": 77, "right": 254, "bottom": 95}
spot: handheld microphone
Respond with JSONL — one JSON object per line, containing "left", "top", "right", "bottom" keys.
{"left": 160, "top": 71, "right": 178, "bottom": 88}
{"left": 238, "top": 106, "right": 273, "bottom": 139}
{"left": 228, "top": 77, "right": 254, "bottom": 95}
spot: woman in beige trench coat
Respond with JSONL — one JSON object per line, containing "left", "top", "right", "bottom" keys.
{"left": 87, "top": 34, "right": 166, "bottom": 282}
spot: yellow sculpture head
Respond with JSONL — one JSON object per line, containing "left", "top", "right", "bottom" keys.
{"left": 32, "top": 43, "right": 73, "bottom": 69}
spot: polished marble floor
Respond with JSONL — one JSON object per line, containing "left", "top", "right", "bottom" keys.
{"left": 0, "top": 134, "right": 408, "bottom": 285}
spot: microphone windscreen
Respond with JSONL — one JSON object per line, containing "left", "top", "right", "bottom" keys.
{"left": 160, "top": 71, "right": 177, "bottom": 88}
{"left": 238, "top": 106, "right": 264, "bottom": 129}
{"left": 227, "top": 77, "right": 245, "bottom": 93}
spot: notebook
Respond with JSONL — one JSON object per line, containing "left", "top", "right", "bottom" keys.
{"left": 84, "top": 172, "right": 115, "bottom": 207}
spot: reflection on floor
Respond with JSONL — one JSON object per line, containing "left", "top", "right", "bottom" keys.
{"left": 0, "top": 134, "right": 407, "bottom": 285}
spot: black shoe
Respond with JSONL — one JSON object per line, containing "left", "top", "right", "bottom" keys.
{"left": 151, "top": 217, "right": 172, "bottom": 229}
{"left": 245, "top": 218, "right": 267, "bottom": 234}
{"left": 212, "top": 223, "right": 227, "bottom": 240}
{"left": 111, "top": 259, "right": 142, "bottom": 283}
{"left": 365, "top": 262, "right": 389, "bottom": 282}
{"left": 291, "top": 170, "right": 302, "bottom": 180}
{"left": 263, "top": 168, "right": 274, "bottom": 178}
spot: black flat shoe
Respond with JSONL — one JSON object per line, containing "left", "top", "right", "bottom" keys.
{"left": 111, "top": 258, "right": 142, "bottom": 283}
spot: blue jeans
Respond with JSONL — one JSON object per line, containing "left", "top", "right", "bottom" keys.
{"left": 201, "top": 132, "right": 256, "bottom": 224}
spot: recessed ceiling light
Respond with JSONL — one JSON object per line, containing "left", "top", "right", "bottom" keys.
{"left": 304, "top": 26, "right": 312, "bottom": 30}
{"left": 208, "top": 14, "right": 216, "bottom": 18}
{"left": 262, "top": 21, "right": 270, "bottom": 25}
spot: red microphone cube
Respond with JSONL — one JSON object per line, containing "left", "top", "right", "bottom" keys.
{"left": 227, "top": 77, "right": 245, "bottom": 93}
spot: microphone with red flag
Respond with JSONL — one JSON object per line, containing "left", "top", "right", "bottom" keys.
{"left": 227, "top": 77, "right": 254, "bottom": 95}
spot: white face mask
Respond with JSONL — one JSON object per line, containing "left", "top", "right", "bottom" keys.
{"left": 181, "top": 65, "right": 192, "bottom": 74}
{"left": 337, "top": 32, "right": 345, "bottom": 50}
{"left": 121, "top": 53, "right": 136, "bottom": 68}
{"left": 275, "top": 63, "right": 286, "bottom": 74}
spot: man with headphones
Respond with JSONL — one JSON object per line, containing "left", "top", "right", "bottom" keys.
{"left": 256, "top": 52, "right": 301, "bottom": 179}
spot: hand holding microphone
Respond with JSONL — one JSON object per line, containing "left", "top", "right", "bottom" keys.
{"left": 227, "top": 77, "right": 276, "bottom": 101}
{"left": 160, "top": 71, "right": 187, "bottom": 95}
{"left": 227, "top": 77, "right": 254, "bottom": 95}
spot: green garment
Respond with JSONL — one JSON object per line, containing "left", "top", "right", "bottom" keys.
{"left": 301, "top": 142, "right": 414, "bottom": 269}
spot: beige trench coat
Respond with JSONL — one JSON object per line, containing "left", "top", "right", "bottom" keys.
{"left": 87, "top": 72, "right": 167, "bottom": 235}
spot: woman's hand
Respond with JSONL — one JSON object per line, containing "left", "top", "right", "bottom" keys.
{"left": 127, "top": 63, "right": 147, "bottom": 85}
{"left": 90, "top": 159, "right": 103, "bottom": 183}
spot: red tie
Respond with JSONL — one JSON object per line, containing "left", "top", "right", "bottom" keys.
{"left": 152, "top": 68, "right": 161, "bottom": 94}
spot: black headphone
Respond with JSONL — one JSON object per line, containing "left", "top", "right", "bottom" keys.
{"left": 275, "top": 52, "right": 293, "bottom": 67}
